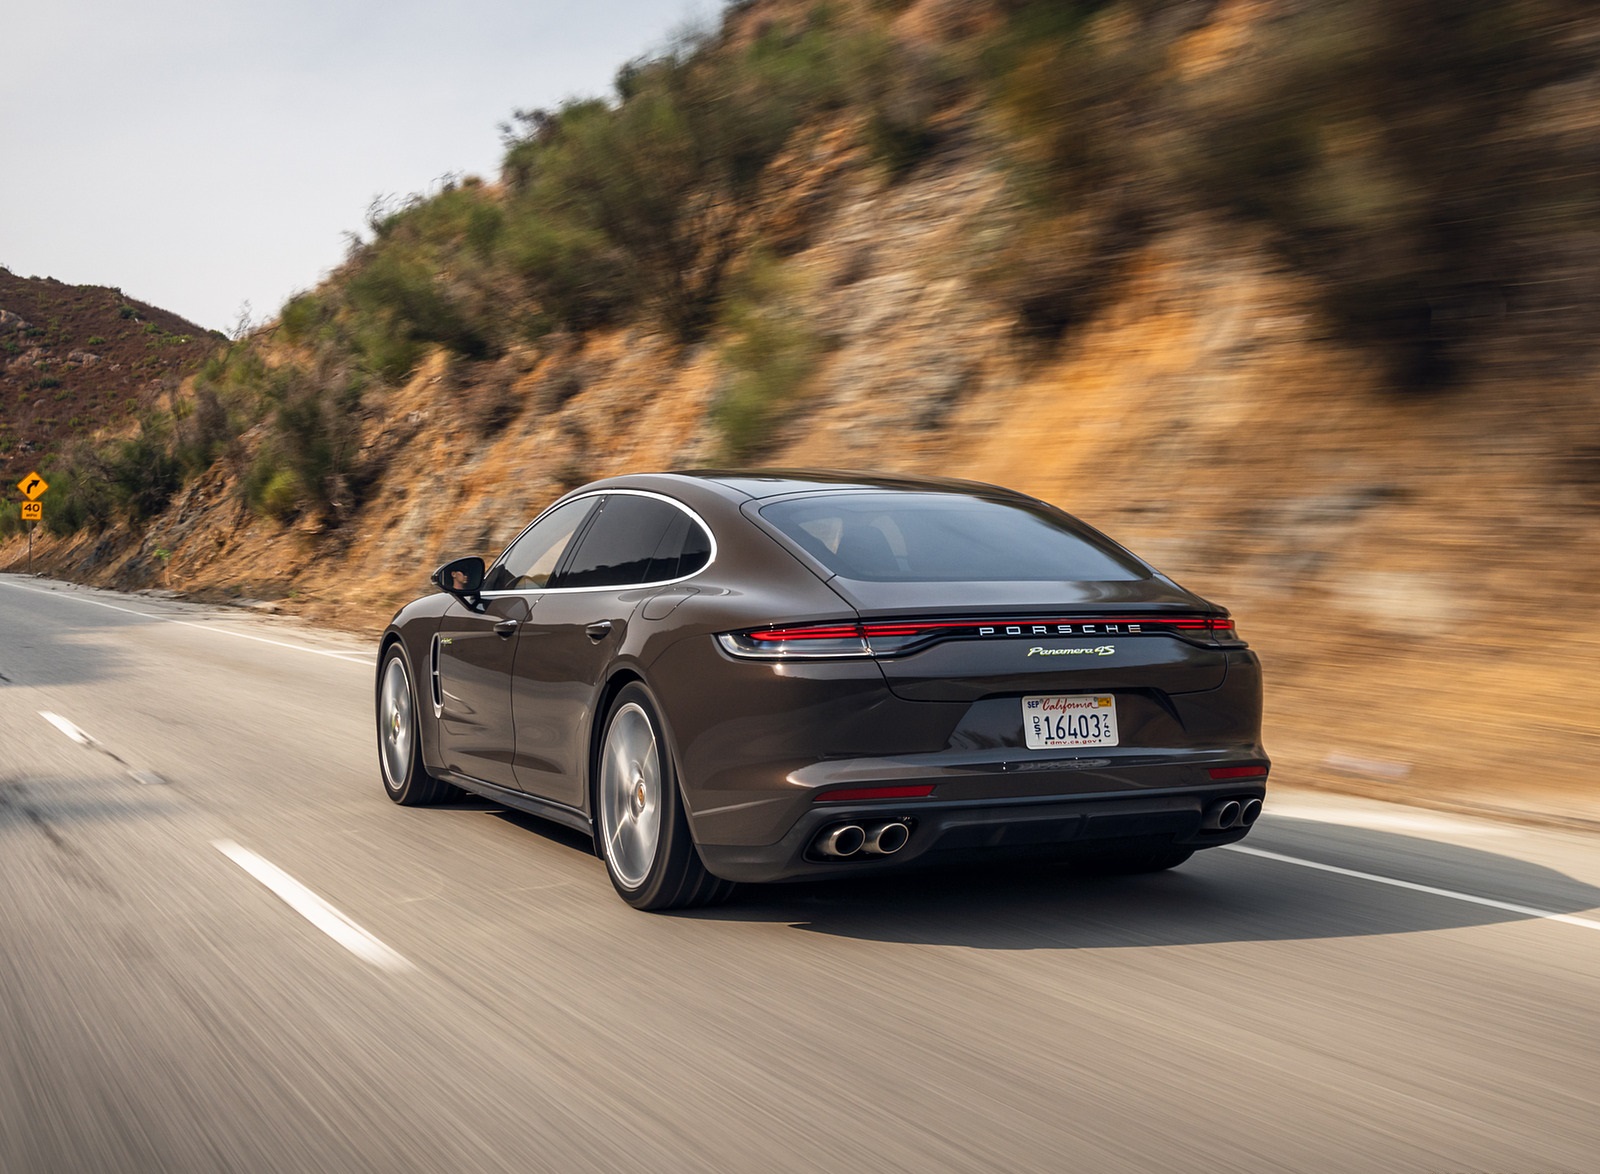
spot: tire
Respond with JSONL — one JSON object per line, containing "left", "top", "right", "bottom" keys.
{"left": 1067, "top": 839, "right": 1194, "bottom": 876}
{"left": 377, "top": 645, "right": 454, "bottom": 806}
{"left": 595, "top": 683, "right": 734, "bottom": 911}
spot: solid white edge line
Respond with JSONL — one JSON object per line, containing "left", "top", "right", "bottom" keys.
{"left": 213, "top": 840, "right": 413, "bottom": 972}
{"left": 40, "top": 710, "right": 94, "bottom": 745}
{"left": 1223, "top": 844, "right": 1600, "bottom": 933}
{"left": 0, "top": 579, "right": 371, "bottom": 664}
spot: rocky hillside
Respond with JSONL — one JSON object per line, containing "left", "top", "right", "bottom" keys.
{"left": 0, "top": 269, "right": 217, "bottom": 494}
{"left": 5, "top": 0, "right": 1599, "bottom": 822}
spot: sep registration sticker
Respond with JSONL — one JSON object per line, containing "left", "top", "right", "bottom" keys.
{"left": 1022, "top": 694, "right": 1119, "bottom": 750}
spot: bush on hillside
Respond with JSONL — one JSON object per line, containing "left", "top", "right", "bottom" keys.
{"left": 712, "top": 254, "right": 822, "bottom": 461}
{"left": 982, "top": 0, "right": 1600, "bottom": 387}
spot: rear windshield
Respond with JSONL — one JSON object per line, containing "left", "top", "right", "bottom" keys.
{"left": 759, "top": 492, "right": 1149, "bottom": 583}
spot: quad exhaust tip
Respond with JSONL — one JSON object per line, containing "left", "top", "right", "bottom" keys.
{"left": 1203, "top": 797, "right": 1263, "bottom": 831}
{"left": 813, "top": 821, "right": 911, "bottom": 859}
{"left": 1204, "top": 800, "right": 1243, "bottom": 831}
{"left": 819, "top": 824, "right": 866, "bottom": 858}
{"left": 870, "top": 822, "right": 910, "bottom": 855}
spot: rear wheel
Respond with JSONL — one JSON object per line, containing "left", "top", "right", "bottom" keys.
{"left": 377, "top": 646, "right": 454, "bottom": 806}
{"left": 596, "top": 683, "right": 734, "bottom": 911}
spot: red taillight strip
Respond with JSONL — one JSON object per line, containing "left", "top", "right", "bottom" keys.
{"left": 1207, "top": 766, "right": 1268, "bottom": 780}
{"left": 814, "top": 784, "right": 936, "bottom": 803}
{"left": 734, "top": 613, "right": 1239, "bottom": 654}
{"left": 861, "top": 619, "right": 974, "bottom": 637}
{"left": 747, "top": 624, "right": 865, "bottom": 642}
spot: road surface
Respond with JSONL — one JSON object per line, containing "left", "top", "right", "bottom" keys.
{"left": 2, "top": 574, "right": 1596, "bottom": 1173}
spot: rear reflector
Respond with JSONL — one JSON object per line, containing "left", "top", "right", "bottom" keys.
{"left": 1207, "top": 766, "right": 1269, "bottom": 780}
{"left": 814, "top": 784, "right": 936, "bottom": 803}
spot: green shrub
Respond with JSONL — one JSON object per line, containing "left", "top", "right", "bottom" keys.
{"left": 243, "top": 363, "right": 366, "bottom": 520}
{"left": 498, "top": 11, "right": 878, "bottom": 338}
{"left": 711, "top": 254, "right": 821, "bottom": 461}
{"left": 43, "top": 457, "right": 117, "bottom": 536}
{"left": 345, "top": 245, "right": 492, "bottom": 378}
{"left": 279, "top": 293, "right": 327, "bottom": 344}
{"left": 244, "top": 457, "right": 304, "bottom": 521}
{"left": 174, "top": 387, "right": 234, "bottom": 473}
{"left": 107, "top": 417, "right": 184, "bottom": 522}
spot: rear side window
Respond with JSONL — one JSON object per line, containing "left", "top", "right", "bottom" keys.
{"left": 759, "top": 492, "right": 1148, "bottom": 583}
{"left": 555, "top": 494, "right": 712, "bottom": 589}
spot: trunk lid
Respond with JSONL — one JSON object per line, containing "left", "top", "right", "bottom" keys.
{"left": 827, "top": 578, "right": 1230, "bottom": 701}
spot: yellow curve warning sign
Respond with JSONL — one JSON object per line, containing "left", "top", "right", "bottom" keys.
{"left": 17, "top": 471, "right": 48, "bottom": 501}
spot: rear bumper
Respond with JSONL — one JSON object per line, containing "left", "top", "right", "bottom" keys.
{"left": 696, "top": 781, "right": 1265, "bottom": 884}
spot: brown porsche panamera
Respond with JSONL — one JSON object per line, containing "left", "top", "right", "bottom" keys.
{"left": 376, "top": 470, "right": 1268, "bottom": 910}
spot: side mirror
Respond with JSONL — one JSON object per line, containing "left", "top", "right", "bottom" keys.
{"left": 431, "top": 556, "right": 486, "bottom": 610}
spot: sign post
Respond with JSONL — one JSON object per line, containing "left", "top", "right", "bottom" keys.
{"left": 17, "top": 472, "right": 48, "bottom": 576}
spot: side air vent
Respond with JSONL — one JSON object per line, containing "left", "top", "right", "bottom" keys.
{"left": 429, "top": 635, "right": 444, "bottom": 714}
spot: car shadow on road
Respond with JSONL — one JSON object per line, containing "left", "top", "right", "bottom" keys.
{"left": 681, "top": 816, "right": 1600, "bottom": 949}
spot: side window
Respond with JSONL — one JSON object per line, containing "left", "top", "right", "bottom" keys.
{"left": 672, "top": 514, "right": 712, "bottom": 578}
{"left": 555, "top": 495, "right": 707, "bottom": 589}
{"left": 484, "top": 497, "right": 597, "bottom": 592}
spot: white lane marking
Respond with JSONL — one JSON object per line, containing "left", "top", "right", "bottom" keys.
{"left": 40, "top": 710, "right": 94, "bottom": 745}
{"left": 1224, "top": 844, "right": 1600, "bottom": 933}
{"left": 39, "top": 711, "right": 164, "bottom": 784}
{"left": 0, "top": 579, "right": 372, "bottom": 665}
{"left": 1265, "top": 803, "right": 1511, "bottom": 837}
{"left": 213, "top": 840, "right": 413, "bottom": 972}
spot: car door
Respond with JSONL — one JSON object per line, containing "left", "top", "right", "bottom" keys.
{"left": 435, "top": 496, "right": 598, "bottom": 788}
{"left": 510, "top": 492, "right": 708, "bottom": 807}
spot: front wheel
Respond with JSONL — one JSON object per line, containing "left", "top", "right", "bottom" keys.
{"left": 377, "top": 646, "right": 454, "bottom": 806}
{"left": 595, "top": 683, "right": 733, "bottom": 911}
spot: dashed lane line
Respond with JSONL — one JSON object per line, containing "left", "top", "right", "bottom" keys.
{"left": 1224, "top": 843, "right": 1600, "bottom": 934}
{"left": 40, "top": 710, "right": 94, "bottom": 745}
{"left": 213, "top": 840, "right": 413, "bottom": 973}
{"left": 0, "top": 579, "right": 372, "bottom": 665}
{"left": 37, "top": 711, "right": 164, "bottom": 785}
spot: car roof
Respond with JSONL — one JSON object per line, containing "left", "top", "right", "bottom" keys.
{"left": 637, "top": 468, "right": 1038, "bottom": 503}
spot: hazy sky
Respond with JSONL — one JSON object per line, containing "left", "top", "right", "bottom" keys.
{"left": 1, "top": 0, "right": 710, "bottom": 332}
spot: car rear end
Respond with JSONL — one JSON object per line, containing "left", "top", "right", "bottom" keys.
{"left": 657, "top": 482, "right": 1267, "bottom": 883}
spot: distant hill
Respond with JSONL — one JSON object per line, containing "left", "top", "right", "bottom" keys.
{"left": 0, "top": 268, "right": 219, "bottom": 487}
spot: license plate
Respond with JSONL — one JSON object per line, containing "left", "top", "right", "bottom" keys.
{"left": 1022, "top": 694, "right": 1119, "bottom": 749}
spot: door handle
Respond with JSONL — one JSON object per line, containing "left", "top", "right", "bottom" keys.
{"left": 585, "top": 620, "right": 614, "bottom": 642}
{"left": 494, "top": 619, "right": 519, "bottom": 638}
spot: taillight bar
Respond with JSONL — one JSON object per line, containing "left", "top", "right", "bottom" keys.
{"left": 718, "top": 613, "right": 1243, "bottom": 659}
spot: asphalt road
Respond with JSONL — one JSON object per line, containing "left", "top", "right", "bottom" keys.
{"left": 2, "top": 573, "right": 1597, "bottom": 1174}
